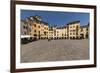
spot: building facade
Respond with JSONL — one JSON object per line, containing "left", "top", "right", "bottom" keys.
{"left": 67, "top": 21, "right": 80, "bottom": 39}
{"left": 48, "top": 27, "right": 54, "bottom": 39}
{"left": 21, "top": 16, "right": 89, "bottom": 40}
{"left": 79, "top": 24, "right": 89, "bottom": 39}
{"left": 21, "top": 20, "right": 28, "bottom": 35}
{"left": 40, "top": 21, "right": 49, "bottom": 39}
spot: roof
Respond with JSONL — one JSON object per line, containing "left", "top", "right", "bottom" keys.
{"left": 29, "top": 16, "right": 40, "bottom": 22}
{"left": 40, "top": 21, "right": 49, "bottom": 25}
{"left": 49, "top": 26, "right": 54, "bottom": 31}
{"left": 80, "top": 24, "right": 89, "bottom": 28}
{"left": 67, "top": 20, "right": 80, "bottom": 25}
{"left": 56, "top": 27, "right": 62, "bottom": 29}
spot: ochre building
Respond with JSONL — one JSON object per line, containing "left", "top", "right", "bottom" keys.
{"left": 21, "top": 15, "right": 89, "bottom": 40}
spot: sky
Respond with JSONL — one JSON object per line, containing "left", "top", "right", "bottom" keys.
{"left": 21, "top": 10, "right": 89, "bottom": 27}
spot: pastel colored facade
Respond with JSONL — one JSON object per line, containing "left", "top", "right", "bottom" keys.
{"left": 21, "top": 15, "right": 89, "bottom": 40}
{"left": 56, "top": 28, "right": 62, "bottom": 39}
{"left": 21, "top": 20, "right": 28, "bottom": 35}
{"left": 48, "top": 27, "right": 68, "bottom": 39}
{"left": 79, "top": 24, "right": 89, "bottom": 39}
{"left": 61, "top": 27, "right": 68, "bottom": 39}
{"left": 24, "top": 16, "right": 49, "bottom": 39}
{"left": 67, "top": 21, "right": 80, "bottom": 39}
{"left": 48, "top": 27, "right": 54, "bottom": 39}
{"left": 56, "top": 27, "right": 68, "bottom": 39}
{"left": 25, "top": 16, "right": 41, "bottom": 39}
{"left": 40, "top": 22, "right": 49, "bottom": 39}
{"left": 48, "top": 27, "right": 57, "bottom": 39}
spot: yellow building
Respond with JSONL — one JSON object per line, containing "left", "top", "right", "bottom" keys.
{"left": 26, "top": 16, "right": 49, "bottom": 39}
{"left": 40, "top": 21, "right": 49, "bottom": 39}
{"left": 55, "top": 26, "right": 68, "bottom": 39}
{"left": 61, "top": 27, "right": 68, "bottom": 39}
{"left": 79, "top": 24, "right": 89, "bottom": 39}
{"left": 67, "top": 21, "right": 80, "bottom": 39}
{"left": 48, "top": 27, "right": 57, "bottom": 39}
{"left": 48, "top": 27, "right": 54, "bottom": 39}
{"left": 21, "top": 16, "right": 89, "bottom": 40}
{"left": 53, "top": 27, "right": 57, "bottom": 39}
{"left": 25, "top": 16, "right": 40, "bottom": 39}
{"left": 56, "top": 28, "right": 61, "bottom": 39}
{"left": 24, "top": 16, "right": 41, "bottom": 39}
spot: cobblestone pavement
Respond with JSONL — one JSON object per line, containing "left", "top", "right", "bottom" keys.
{"left": 21, "top": 39, "right": 89, "bottom": 63}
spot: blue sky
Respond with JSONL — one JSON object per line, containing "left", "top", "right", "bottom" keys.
{"left": 21, "top": 10, "right": 89, "bottom": 27}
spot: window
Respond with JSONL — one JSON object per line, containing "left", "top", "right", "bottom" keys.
{"left": 73, "top": 30, "right": 75, "bottom": 32}
{"left": 76, "top": 25, "right": 79, "bottom": 28}
{"left": 34, "top": 34, "right": 37, "bottom": 36}
{"left": 38, "top": 26, "right": 40, "bottom": 28}
{"left": 76, "top": 25, "right": 79, "bottom": 31}
{"left": 86, "top": 28, "right": 88, "bottom": 31}
{"left": 24, "top": 32, "right": 26, "bottom": 35}
{"left": 38, "top": 31, "right": 40, "bottom": 34}
{"left": 34, "top": 24, "right": 36, "bottom": 27}
{"left": 73, "top": 26, "right": 75, "bottom": 28}
{"left": 23, "top": 26, "right": 25, "bottom": 29}
{"left": 34, "top": 30, "right": 36, "bottom": 32}
{"left": 26, "top": 27, "right": 28, "bottom": 29}
{"left": 44, "top": 27, "right": 46, "bottom": 30}
{"left": 62, "top": 34, "right": 64, "bottom": 36}
{"left": 81, "top": 28, "right": 83, "bottom": 31}
{"left": 44, "top": 32, "right": 46, "bottom": 35}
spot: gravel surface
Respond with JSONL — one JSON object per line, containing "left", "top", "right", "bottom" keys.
{"left": 21, "top": 39, "right": 89, "bottom": 63}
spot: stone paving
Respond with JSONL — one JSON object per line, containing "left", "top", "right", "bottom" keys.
{"left": 21, "top": 39, "right": 89, "bottom": 63}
